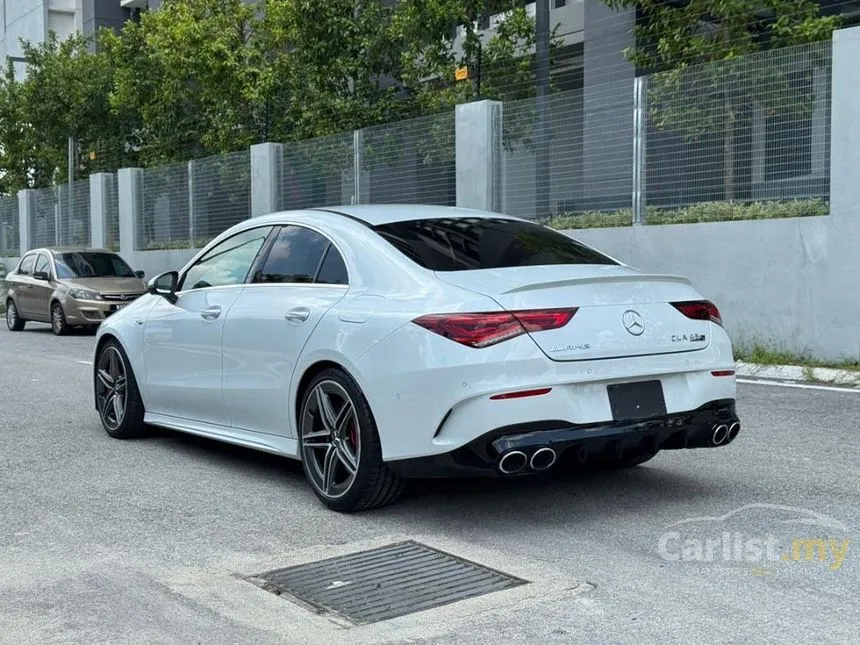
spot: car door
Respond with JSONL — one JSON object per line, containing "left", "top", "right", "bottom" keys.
{"left": 143, "top": 225, "right": 275, "bottom": 426}
{"left": 29, "top": 253, "right": 55, "bottom": 317}
{"left": 221, "top": 224, "right": 350, "bottom": 436}
{"left": 12, "top": 253, "right": 39, "bottom": 317}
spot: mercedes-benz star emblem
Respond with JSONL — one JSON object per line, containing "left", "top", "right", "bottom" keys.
{"left": 622, "top": 310, "right": 645, "bottom": 336}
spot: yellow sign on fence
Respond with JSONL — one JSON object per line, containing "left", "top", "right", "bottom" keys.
{"left": 455, "top": 66, "right": 469, "bottom": 81}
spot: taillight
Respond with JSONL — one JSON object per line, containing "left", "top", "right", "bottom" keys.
{"left": 671, "top": 300, "right": 722, "bottom": 326}
{"left": 412, "top": 308, "right": 577, "bottom": 348}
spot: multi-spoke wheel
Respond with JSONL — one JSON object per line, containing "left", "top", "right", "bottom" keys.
{"left": 95, "top": 339, "right": 146, "bottom": 439}
{"left": 5, "top": 300, "right": 25, "bottom": 331}
{"left": 299, "top": 368, "right": 404, "bottom": 512}
{"left": 51, "top": 302, "right": 69, "bottom": 336}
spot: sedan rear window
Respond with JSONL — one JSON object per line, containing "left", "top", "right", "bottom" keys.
{"left": 372, "top": 217, "right": 617, "bottom": 271}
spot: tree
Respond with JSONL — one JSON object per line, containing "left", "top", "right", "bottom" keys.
{"left": 603, "top": 0, "right": 841, "bottom": 200}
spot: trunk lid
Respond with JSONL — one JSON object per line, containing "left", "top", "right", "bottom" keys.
{"left": 435, "top": 265, "right": 713, "bottom": 361}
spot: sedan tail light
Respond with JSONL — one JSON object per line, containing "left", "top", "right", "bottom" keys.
{"left": 670, "top": 300, "right": 723, "bottom": 326}
{"left": 413, "top": 308, "right": 578, "bottom": 348}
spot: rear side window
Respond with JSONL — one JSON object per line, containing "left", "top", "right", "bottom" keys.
{"left": 253, "top": 225, "right": 332, "bottom": 284}
{"left": 371, "top": 217, "right": 617, "bottom": 271}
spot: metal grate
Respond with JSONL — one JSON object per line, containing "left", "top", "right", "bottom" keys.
{"left": 251, "top": 541, "right": 527, "bottom": 624}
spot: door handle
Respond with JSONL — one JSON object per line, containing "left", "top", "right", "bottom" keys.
{"left": 285, "top": 307, "right": 310, "bottom": 323}
{"left": 201, "top": 305, "right": 222, "bottom": 320}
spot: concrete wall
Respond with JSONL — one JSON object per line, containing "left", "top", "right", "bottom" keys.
{"left": 569, "top": 215, "right": 858, "bottom": 362}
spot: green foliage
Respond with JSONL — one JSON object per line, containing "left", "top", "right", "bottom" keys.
{"left": 0, "top": 0, "right": 544, "bottom": 188}
{"left": 542, "top": 198, "right": 829, "bottom": 229}
{"left": 602, "top": 0, "right": 840, "bottom": 200}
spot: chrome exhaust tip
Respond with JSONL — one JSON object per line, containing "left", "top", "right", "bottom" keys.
{"left": 726, "top": 421, "right": 740, "bottom": 443}
{"left": 529, "top": 447, "right": 557, "bottom": 471}
{"left": 498, "top": 450, "right": 528, "bottom": 475}
{"left": 712, "top": 424, "right": 728, "bottom": 445}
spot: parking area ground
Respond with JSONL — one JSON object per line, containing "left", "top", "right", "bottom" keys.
{"left": 1, "top": 324, "right": 859, "bottom": 644}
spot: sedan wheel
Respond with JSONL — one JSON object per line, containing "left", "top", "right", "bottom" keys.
{"left": 299, "top": 369, "right": 404, "bottom": 512}
{"left": 5, "top": 300, "right": 25, "bottom": 331}
{"left": 95, "top": 340, "right": 146, "bottom": 439}
{"left": 51, "top": 302, "right": 69, "bottom": 336}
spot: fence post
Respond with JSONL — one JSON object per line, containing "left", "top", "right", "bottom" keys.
{"left": 455, "top": 100, "right": 503, "bottom": 212}
{"left": 17, "top": 189, "right": 33, "bottom": 254}
{"left": 632, "top": 75, "right": 647, "bottom": 225}
{"left": 118, "top": 168, "right": 143, "bottom": 256}
{"left": 353, "top": 129, "right": 365, "bottom": 204}
{"left": 89, "top": 173, "right": 111, "bottom": 249}
{"left": 250, "top": 142, "right": 283, "bottom": 217}
{"left": 188, "top": 159, "right": 196, "bottom": 247}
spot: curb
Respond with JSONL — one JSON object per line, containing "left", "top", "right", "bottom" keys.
{"left": 736, "top": 361, "right": 860, "bottom": 388}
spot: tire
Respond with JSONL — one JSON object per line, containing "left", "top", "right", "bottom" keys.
{"left": 95, "top": 339, "right": 147, "bottom": 439}
{"left": 298, "top": 367, "right": 405, "bottom": 512}
{"left": 51, "top": 302, "right": 69, "bottom": 336}
{"left": 5, "top": 299, "right": 25, "bottom": 331}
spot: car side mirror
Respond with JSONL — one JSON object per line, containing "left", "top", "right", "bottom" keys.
{"left": 135, "top": 270, "right": 145, "bottom": 279}
{"left": 148, "top": 271, "right": 178, "bottom": 303}
{"left": 33, "top": 271, "right": 49, "bottom": 281}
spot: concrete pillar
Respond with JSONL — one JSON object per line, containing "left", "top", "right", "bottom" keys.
{"left": 89, "top": 172, "right": 112, "bottom": 249}
{"left": 17, "top": 190, "right": 33, "bottom": 254}
{"left": 455, "top": 100, "right": 503, "bottom": 212}
{"left": 821, "top": 26, "right": 860, "bottom": 359}
{"left": 251, "top": 142, "right": 283, "bottom": 217}
{"left": 118, "top": 168, "right": 143, "bottom": 255}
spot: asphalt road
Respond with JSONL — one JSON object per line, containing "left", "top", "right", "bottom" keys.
{"left": 1, "top": 324, "right": 858, "bottom": 644}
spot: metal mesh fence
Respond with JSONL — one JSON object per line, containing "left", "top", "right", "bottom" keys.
{"left": 502, "top": 40, "right": 831, "bottom": 225}
{"left": 361, "top": 111, "right": 457, "bottom": 206}
{"left": 57, "top": 179, "right": 92, "bottom": 246}
{"left": 30, "top": 187, "right": 58, "bottom": 248}
{"left": 192, "top": 150, "right": 251, "bottom": 245}
{"left": 279, "top": 132, "right": 354, "bottom": 211}
{"left": 0, "top": 197, "right": 19, "bottom": 256}
{"left": 139, "top": 162, "right": 190, "bottom": 250}
{"left": 105, "top": 173, "right": 120, "bottom": 251}
{"left": 502, "top": 88, "right": 595, "bottom": 220}
{"left": 643, "top": 40, "right": 832, "bottom": 215}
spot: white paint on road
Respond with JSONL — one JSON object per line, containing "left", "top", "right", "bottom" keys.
{"left": 738, "top": 378, "right": 860, "bottom": 394}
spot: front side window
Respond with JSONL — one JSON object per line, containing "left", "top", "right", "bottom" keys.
{"left": 55, "top": 252, "right": 134, "bottom": 279}
{"left": 34, "top": 254, "right": 50, "bottom": 276}
{"left": 181, "top": 226, "right": 273, "bottom": 291}
{"left": 371, "top": 217, "right": 618, "bottom": 271}
{"left": 252, "top": 225, "right": 334, "bottom": 284}
{"left": 18, "top": 254, "right": 36, "bottom": 276}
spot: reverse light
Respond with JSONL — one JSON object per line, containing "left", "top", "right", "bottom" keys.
{"left": 671, "top": 300, "right": 722, "bottom": 326}
{"left": 412, "top": 308, "right": 578, "bottom": 348}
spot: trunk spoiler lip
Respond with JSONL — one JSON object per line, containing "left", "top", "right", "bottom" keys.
{"left": 498, "top": 273, "right": 693, "bottom": 295}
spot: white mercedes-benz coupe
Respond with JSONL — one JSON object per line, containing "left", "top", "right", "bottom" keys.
{"left": 92, "top": 205, "right": 740, "bottom": 512}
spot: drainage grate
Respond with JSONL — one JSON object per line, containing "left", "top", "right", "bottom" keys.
{"left": 252, "top": 540, "right": 528, "bottom": 624}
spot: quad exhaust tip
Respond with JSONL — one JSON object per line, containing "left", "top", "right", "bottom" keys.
{"left": 498, "top": 450, "right": 528, "bottom": 474}
{"left": 530, "top": 447, "right": 557, "bottom": 471}
{"left": 726, "top": 421, "right": 740, "bottom": 443}
{"left": 712, "top": 424, "right": 728, "bottom": 445}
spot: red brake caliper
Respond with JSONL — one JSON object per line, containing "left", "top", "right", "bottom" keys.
{"left": 349, "top": 422, "right": 357, "bottom": 447}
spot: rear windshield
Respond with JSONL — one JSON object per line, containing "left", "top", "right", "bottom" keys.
{"left": 372, "top": 217, "right": 617, "bottom": 271}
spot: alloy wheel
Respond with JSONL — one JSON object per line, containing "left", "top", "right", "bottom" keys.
{"left": 6, "top": 303, "right": 16, "bottom": 329}
{"left": 301, "top": 380, "right": 361, "bottom": 500}
{"left": 52, "top": 304, "right": 65, "bottom": 334}
{"left": 96, "top": 346, "right": 128, "bottom": 431}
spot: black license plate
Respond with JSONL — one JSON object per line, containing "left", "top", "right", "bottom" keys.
{"left": 607, "top": 380, "right": 667, "bottom": 421}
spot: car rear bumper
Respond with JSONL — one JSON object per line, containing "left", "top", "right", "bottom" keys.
{"left": 386, "top": 398, "right": 740, "bottom": 478}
